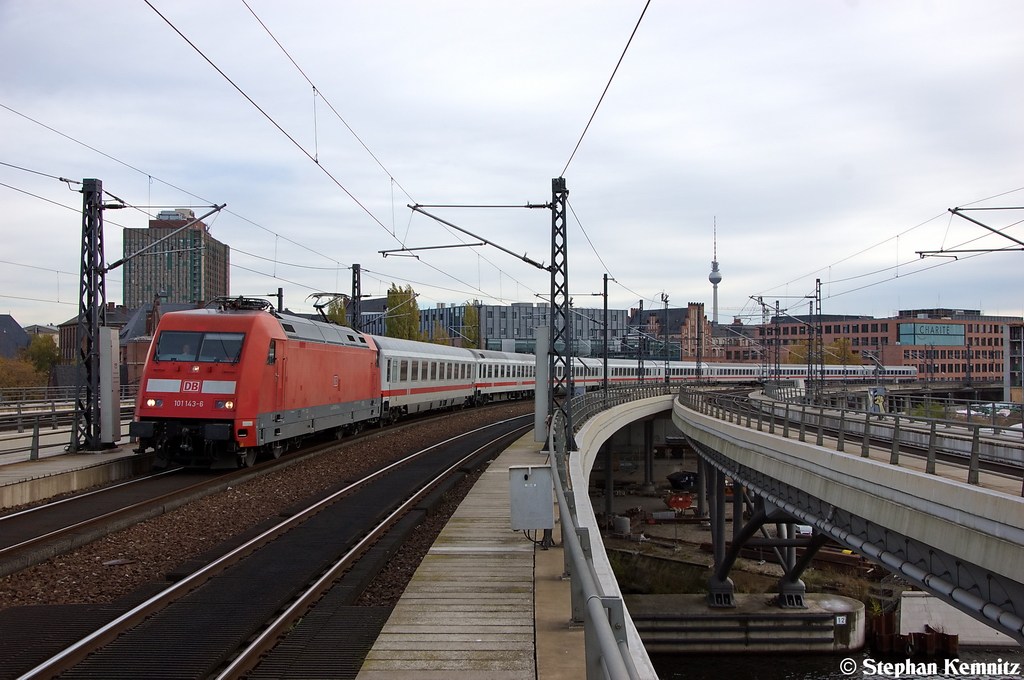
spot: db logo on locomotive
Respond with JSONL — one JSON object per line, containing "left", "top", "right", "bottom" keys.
{"left": 182, "top": 380, "right": 201, "bottom": 392}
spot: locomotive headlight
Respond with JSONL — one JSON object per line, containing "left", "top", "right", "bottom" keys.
{"left": 190, "top": 365, "right": 201, "bottom": 373}
{"left": 215, "top": 400, "right": 235, "bottom": 409}
{"left": 146, "top": 398, "right": 163, "bottom": 407}
{"left": 224, "top": 400, "right": 234, "bottom": 409}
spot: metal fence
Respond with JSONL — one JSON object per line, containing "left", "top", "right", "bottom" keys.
{"left": 0, "top": 404, "right": 136, "bottom": 461}
{"left": 549, "top": 383, "right": 675, "bottom": 680}
{"left": 763, "top": 383, "right": 1022, "bottom": 429}
{"left": 679, "top": 388, "right": 1024, "bottom": 494}
{"left": 0, "top": 384, "right": 138, "bottom": 406}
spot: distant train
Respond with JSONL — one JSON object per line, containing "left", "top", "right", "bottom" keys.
{"left": 130, "top": 297, "right": 915, "bottom": 468}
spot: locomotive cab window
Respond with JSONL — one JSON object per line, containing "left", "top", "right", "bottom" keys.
{"left": 156, "top": 331, "right": 244, "bottom": 363}
{"left": 199, "top": 333, "right": 245, "bottom": 363}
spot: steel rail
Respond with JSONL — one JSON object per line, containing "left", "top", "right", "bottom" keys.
{"left": 17, "top": 415, "right": 531, "bottom": 680}
{"left": 0, "top": 404, "right": 520, "bottom": 577}
{"left": 0, "top": 466, "right": 192, "bottom": 569}
{"left": 0, "top": 465, "right": 177, "bottom": 522}
{"left": 215, "top": 420, "right": 532, "bottom": 679}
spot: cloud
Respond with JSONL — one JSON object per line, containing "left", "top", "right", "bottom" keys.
{"left": 1, "top": 0, "right": 1023, "bottom": 328}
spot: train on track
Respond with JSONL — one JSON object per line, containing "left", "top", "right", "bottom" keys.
{"left": 130, "top": 297, "right": 916, "bottom": 468}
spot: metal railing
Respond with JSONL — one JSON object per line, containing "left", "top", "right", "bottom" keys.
{"left": 0, "top": 384, "right": 138, "bottom": 405}
{"left": 678, "top": 388, "right": 1024, "bottom": 494}
{"left": 763, "top": 383, "right": 1022, "bottom": 431}
{"left": 549, "top": 383, "right": 675, "bottom": 680}
{"left": 0, "top": 404, "right": 136, "bottom": 462}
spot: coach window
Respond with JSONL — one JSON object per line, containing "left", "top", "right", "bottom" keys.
{"left": 266, "top": 340, "right": 276, "bottom": 365}
{"left": 431, "top": 362, "right": 437, "bottom": 380}
{"left": 411, "top": 361, "right": 419, "bottom": 381}
{"left": 400, "top": 360, "right": 408, "bottom": 381}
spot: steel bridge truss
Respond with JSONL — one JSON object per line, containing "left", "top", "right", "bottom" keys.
{"left": 687, "top": 437, "right": 1024, "bottom": 645}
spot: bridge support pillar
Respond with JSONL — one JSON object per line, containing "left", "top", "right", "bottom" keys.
{"left": 641, "top": 419, "right": 656, "bottom": 493}
{"left": 707, "top": 466, "right": 735, "bottom": 607}
{"left": 696, "top": 458, "right": 708, "bottom": 518}
{"left": 778, "top": 532, "right": 830, "bottom": 609}
{"left": 704, "top": 485, "right": 826, "bottom": 610}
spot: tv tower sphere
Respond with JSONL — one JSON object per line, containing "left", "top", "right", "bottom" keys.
{"left": 709, "top": 261, "right": 722, "bottom": 284}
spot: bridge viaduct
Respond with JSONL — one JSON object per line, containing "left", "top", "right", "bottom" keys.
{"left": 561, "top": 386, "right": 1024, "bottom": 672}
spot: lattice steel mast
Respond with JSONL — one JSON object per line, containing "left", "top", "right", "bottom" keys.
{"left": 547, "top": 177, "right": 575, "bottom": 446}
{"left": 71, "top": 179, "right": 107, "bottom": 452}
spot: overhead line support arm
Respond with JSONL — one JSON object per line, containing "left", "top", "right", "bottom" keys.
{"left": 948, "top": 207, "right": 1024, "bottom": 248}
{"left": 408, "top": 204, "right": 550, "bottom": 271}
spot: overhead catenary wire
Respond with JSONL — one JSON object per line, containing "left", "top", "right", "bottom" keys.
{"left": 2, "top": 19, "right": 552, "bottom": 313}
{"left": 0, "top": 178, "right": 134, "bottom": 232}
{"left": 762, "top": 185, "right": 1024, "bottom": 294}
{"left": 146, "top": 2, "right": 526, "bottom": 307}
{"left": 561, "top": 0, "right": 650, "bottom": 177}
{"left": 143, "top": 1, "right": 394, "bottom": 242}
{"left": 0, "top": 102, "right": 343, "bottom": 270}
{"left": 240, "top": 0, "right": 416, "bottom": 208}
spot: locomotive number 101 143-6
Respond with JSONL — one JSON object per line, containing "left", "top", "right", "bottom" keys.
{"left": 174, "top": 399, "right": 205, "bottom": 408}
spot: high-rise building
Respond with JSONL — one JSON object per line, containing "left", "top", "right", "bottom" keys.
{"left": 122, "top": 209, "right": 230, "bottom": 309}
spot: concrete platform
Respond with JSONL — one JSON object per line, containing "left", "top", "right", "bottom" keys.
{"left": 0, "top": 444, "right": 148, "bottom": 510}
{"left": 357, "top": 433, "right": 584, "bottom": 680}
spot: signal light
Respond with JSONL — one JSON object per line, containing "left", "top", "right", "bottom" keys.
{"left": 146, "top": 398, "right": 163, "bottom": 407}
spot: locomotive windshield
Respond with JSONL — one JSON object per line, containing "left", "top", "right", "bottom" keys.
{"left": 155, "top": 331, "right": 245, "bottom": 363}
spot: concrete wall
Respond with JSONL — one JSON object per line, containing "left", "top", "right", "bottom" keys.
{"left": 570, "top": 394, "right": 676, "bottom": 678}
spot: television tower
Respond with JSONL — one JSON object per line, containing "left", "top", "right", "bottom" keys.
{"left": 708, "top": 221, "right": 722, "bottom": 325}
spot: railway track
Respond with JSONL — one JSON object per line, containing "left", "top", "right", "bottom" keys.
{"left": 0, "top": 404, "right": 517, "bottom": 578}
{"left": 709, "top": 391, "right": 1024, "bottom": 480}
{"left": 4, "top": 414, "right": 530, "bottom": 680}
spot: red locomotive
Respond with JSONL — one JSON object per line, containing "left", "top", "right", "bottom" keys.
{"left": 130, "top": 297, "right": 534, "bottom": 468}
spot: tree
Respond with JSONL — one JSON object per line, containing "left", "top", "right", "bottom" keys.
{"left": 325, "top": 296, "right": 348, "bottom": 326}
{"left": 0, "top": 357, "right": 45, "bottom": 388}
{"left": 786, "top": 339, "right": 810, "bottom": 364}
{"left": 23, "top": 334, "right": 61, "bottom": 374}
{"left": 385, "top": 284, "right": 422, "bottom": 340}
{"left": 461, "top": 301, "right": 480, "bottom": 349}
{"left": 825, "top": 337, "right": 857, "bottom": 366}
{"left": 428, "top": 320, "right": 451, "bottom": 345}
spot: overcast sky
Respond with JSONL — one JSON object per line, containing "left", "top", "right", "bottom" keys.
{"left": 2, "top": 1, "right": 1023, "bottom": 329}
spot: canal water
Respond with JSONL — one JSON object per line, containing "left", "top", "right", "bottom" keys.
{"left": 651, "top": 648, "right": 1024, "bottom": 679}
